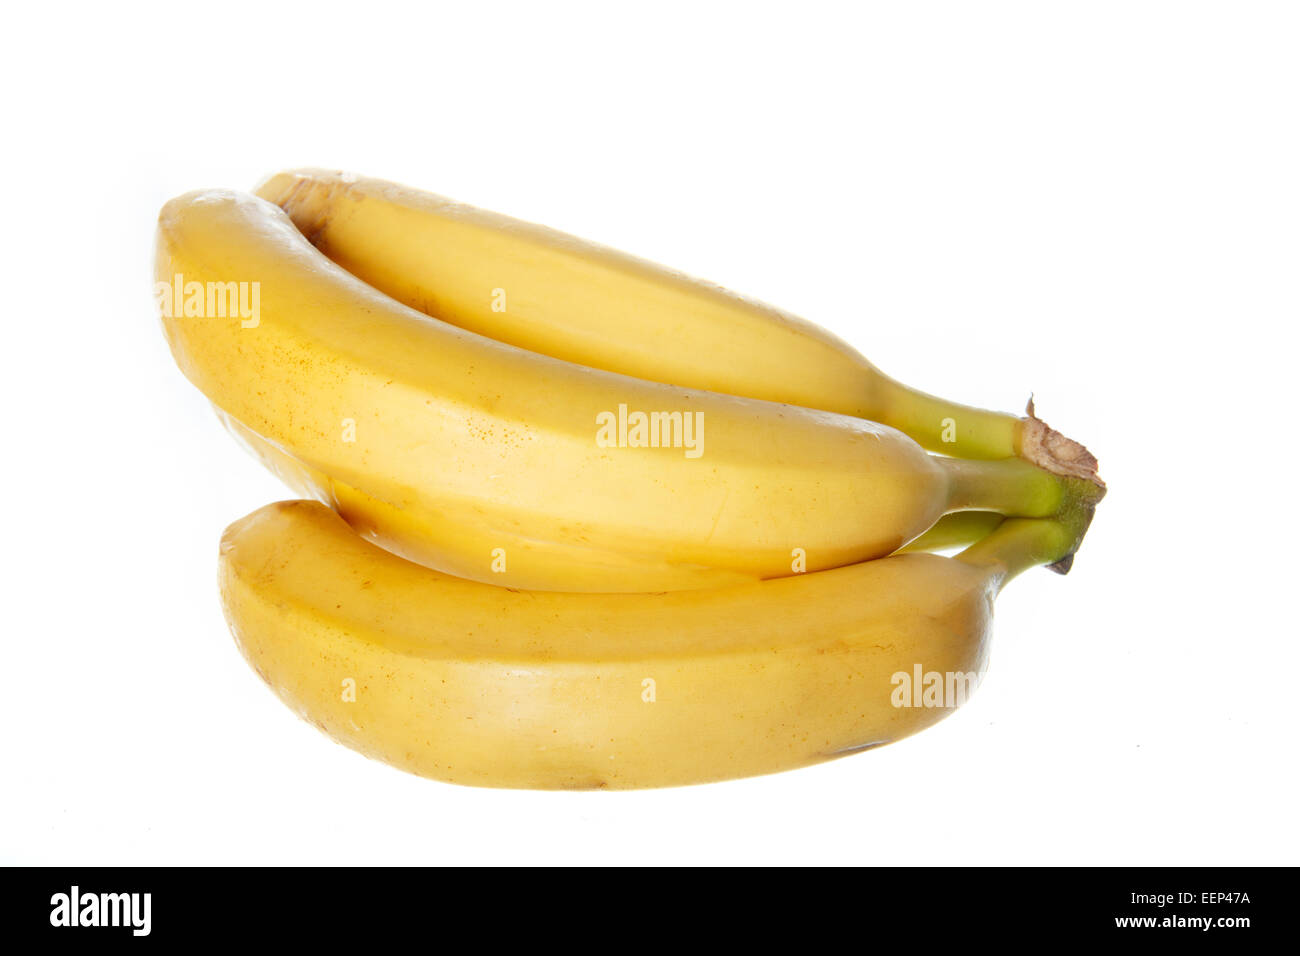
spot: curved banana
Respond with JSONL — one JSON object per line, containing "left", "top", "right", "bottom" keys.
{"left": 220, "top": 403, "right": 998, "bottom": 559}
{"left": 256, "top": 168, "right": 1100, "bottom": 483}
{"left": 157, "top": 190, "right": 1077, "bottom": 592}
{"left": 220, "top": 500, "right": 1081, "bottom": 789}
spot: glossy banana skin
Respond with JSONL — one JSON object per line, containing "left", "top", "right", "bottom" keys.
{"left": 218, "top": 407, "right": 1001, "bottom": 557}
{"left": 221, "top": 501, "right": 999, "bottom": 790}
{"left": 256, "top": 168, "right": 1025, "bottom": 460}
{"left": 156, "top": 190, "right": 958, "bottom": 592}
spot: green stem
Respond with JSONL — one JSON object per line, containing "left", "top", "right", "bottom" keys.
{"left": 901, "top": 511, "right": 1003, "bottom": 553}
{"left": 873, "top": 376, "right": 1103, "bottom": 492}
{"left": 955, "top": 517, "right": 1077, "bottom": 588}
{"left": 938, "top": 456, "right": 1066, "bottom": 517}
{"left": 955, "top": 476, "right": 1102, "bottom": 586}
{"left": 873, "top": 374, "right": 1023, "bottom": 460}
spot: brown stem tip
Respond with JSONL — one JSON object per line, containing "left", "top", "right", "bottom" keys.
{"left": 1021, "top": 397, "right": 1105, "bottom": 489}
{"left": 1046, "top": 554, "right": 1075, "bottom": 575}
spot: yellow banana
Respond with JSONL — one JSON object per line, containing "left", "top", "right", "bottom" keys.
{"left": 219, "top": 500, "right": 1082, "bottom": 789}
{"left": 256, "top": 169, "right": 1100, "bottom": 483}
{"left": 157, "top": 190, "right": 1081, "bottom": 592}
{"left": 220, "top": 404, "right": 995, "bottom": 556}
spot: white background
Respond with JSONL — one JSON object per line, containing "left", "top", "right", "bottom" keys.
{"left": 2, "top": 2, "right": 1296, "bottom": 865}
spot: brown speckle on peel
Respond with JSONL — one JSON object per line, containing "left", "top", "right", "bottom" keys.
{"left": 277, "top": 176, "right": 343, "bottom": 248}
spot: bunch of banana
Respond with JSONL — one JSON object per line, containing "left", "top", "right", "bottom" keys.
{"left": 155, "top": 172, "right": 1103, "bottom": 788}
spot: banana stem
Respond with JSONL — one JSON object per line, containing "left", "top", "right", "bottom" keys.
{"left": 874, "top": 374, "right": 1023, "bottom": 460}
{"left": 955, "top": 468, "right": 1103, "bottom": 584}
{"left": 939, "top": 456, "right": 1066, "bottom": 518}
{"left": 956, "top": 517, "right": 1077, "bottom": 588}
{"left": 900, "top": 511, "right": 1003, "bottom": 553}
{"left": 875, "top": 377, "right": 1103, "bottom": 490}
